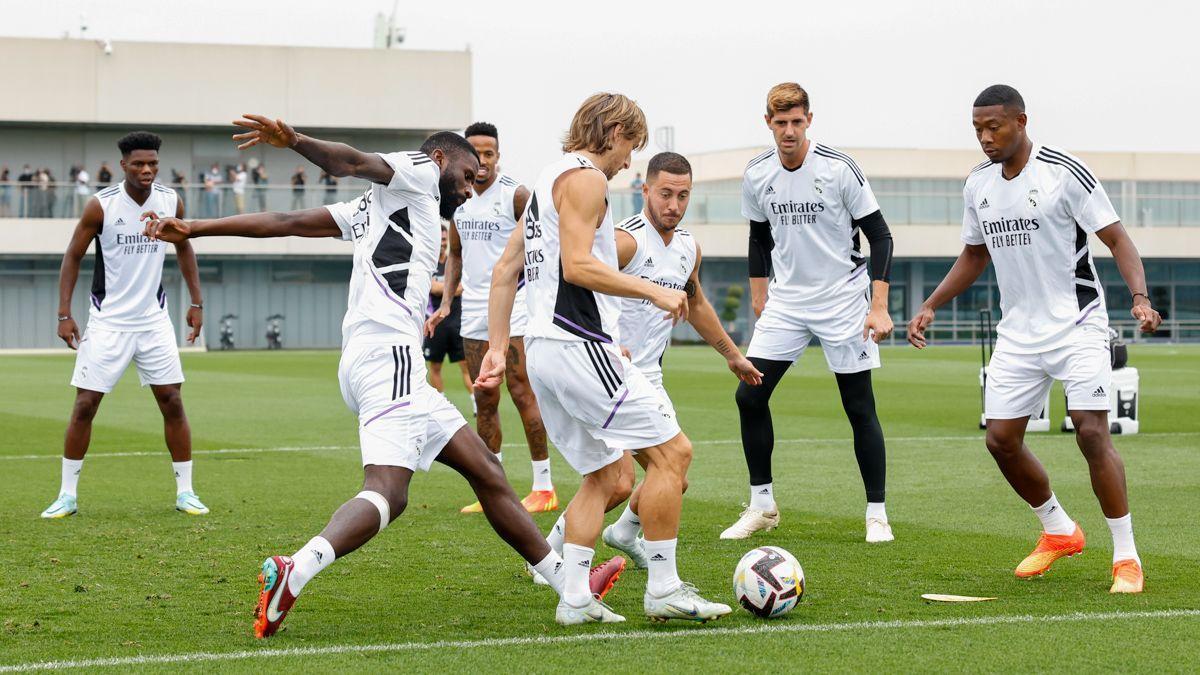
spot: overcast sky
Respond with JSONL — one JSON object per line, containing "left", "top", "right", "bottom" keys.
{"left": 6, "top": 0, "right": 1198, "bottom": 182}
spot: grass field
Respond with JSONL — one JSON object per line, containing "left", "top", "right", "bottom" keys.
{"left": 1, "top": 344, "right": 1198, "bottom": 672}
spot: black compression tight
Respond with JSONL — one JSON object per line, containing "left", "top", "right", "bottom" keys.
{"left": 735, "top": 359, "right": 886, "bottom": 503}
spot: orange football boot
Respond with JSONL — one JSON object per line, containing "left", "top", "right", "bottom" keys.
{"left": 521, "top": 489, "right": 560, "bottom": 513}
{"left": 1015, "top": 523, "right": 1085, "bottom": 578}
{"left": 1110, "top": 559, "right": 1144, "bottom": 593}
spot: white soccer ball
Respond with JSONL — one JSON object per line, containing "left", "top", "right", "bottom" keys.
{"left": 733, "top": 546, "right": 805, "bottom": 618}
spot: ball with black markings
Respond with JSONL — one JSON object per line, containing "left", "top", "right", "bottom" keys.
{"left": 733, "top": 546, "right": 804, "bottom": 618}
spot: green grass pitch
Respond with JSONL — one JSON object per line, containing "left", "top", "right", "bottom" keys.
{"left": 1, "top": 344, "right": 1198, "bottom": 671}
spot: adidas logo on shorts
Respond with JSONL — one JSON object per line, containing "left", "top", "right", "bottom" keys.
{"left": 979, "top": 198, "right": 990, "bottom": 209}
{"left": 858, "top": 350, "right": 870, "bottom": 361}
{"left": 1092, "top": 386, "right": 1106, "bottom": 397}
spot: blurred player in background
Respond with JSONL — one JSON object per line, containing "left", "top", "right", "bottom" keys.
{"left": 726, "top": 83, "right": 897, "bottom": 543}
{"left": 424, "top": 224, "right": 472, "bottom": 397}
{"left": 908, "top": 85, "right": 1161, "bottom": 593}
{"left": 144, "top": 116, "right": 623, "bottom": 637}
{"left": 481, "top": 94, "right": 731, "bottom": 625}
{"left": 428, "top": 122, "right": 556, "bottom": 514}
{"left": 42, "top": 131, "right": 207, "bottom": 519}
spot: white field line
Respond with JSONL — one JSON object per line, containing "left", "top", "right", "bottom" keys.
{"left": 1, "top": 608, "right": 1197, "bottom": 672}
{"left": 3, "top": 432, "right": 1197, "bottom": 462}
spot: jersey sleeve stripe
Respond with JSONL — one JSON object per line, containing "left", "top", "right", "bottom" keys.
{"left": 746, "top": 149, "right": 775, "bottom": 170}
{"left": 814, "top": 146, "right": 865, "bottom": 185}
{"left": 814, "top": 144, "right": 867, "bottom": 181}
{"left": 969, "top": 160, "right": 993, "bottom": 176}
{"left": 1035, "top": 153, "right": 1095, "bottom": 192}
{"left": 1039, "top": 147, "right": 1097, "bottom": 185}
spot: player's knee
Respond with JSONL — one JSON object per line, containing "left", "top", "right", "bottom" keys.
{"left": 735, "top": 382, "right": 768, "bottom": 412}
{"left": 613, "top": 469, "right": 635, "bottom": 504}
{"left": 841, "top": 395, "right": 876, "bottom": 426}
{"left": 681, "top": 474, "right": 690, "bottom": 494}
{"left": 473, "top": 386, "right": 500, "bottom": 412}
{"left": 71, "top": 396, "right": 101, "bottom": 422}
{"left": 154, "top": 388, "right": 184, "bottom": 414}
{"left": 1073, "top": 417, "right": 1111, "bottom": 455}
{"left": 984, "top": 430, "right": 1020, "bottom": 458}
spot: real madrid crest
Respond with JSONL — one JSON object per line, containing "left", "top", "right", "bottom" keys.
{"left": 1027, "top": 189, "right": 1039, "bottom": 209}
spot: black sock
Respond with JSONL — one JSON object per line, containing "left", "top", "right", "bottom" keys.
{"left": 835, "top": 370, "right": 887, "bottom": 503}
{"left": 735, "top": 358, "right": 792, "bottom": 487}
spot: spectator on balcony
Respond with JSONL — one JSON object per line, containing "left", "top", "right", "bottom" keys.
{"left": 204, "top": 163, "right": 222, "bottom": 218}
{"left": 631, "top": 171, "right": 645, "bottom": 213}
{"left": 74, "top": 165, "right": 91, "bottom": 217}
{"left": 252, "top": 163, "right": 268, "bottom": 211}
{"left": 18, "top": 165, "right": 34, "bottom": 217}
{"left": 232, "top": 163, "right": 248, "bottom": 214}
{"left": 0, "top": 166, "right": 10, "bottom": 217}
{"left": 97, "top": 162, "right": 113, "bottom": 190}
{"left": 319, "top": 170, "right": 338, "bottom": 202}
{"left": 290, "top": 165, "right": 306, "bottom": 209}
{"left": 38, "top": 168, "right": 57, "bottom": 218}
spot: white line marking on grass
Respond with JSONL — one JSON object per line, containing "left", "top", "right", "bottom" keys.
{"left": 3, "top": 431, "right": 1197, "bottom": 461}
{"left": 2, "top": 608, "right": 1197, "bottom": 672}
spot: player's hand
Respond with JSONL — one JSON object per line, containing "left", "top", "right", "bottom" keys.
{"left": 474, "top": 347, "right": 507, "bottom": 392}
{"left": 232, "top": 114, "right": 299, "bottom": 150}
{"left": 57, "top": 316, "right": 80, "bottom": 350}
{"left": 1131, "top": 298, "right": 1161, "bottom": 334}
{"left": 907, "top": 305, "right": 936, "bottom": 349}
{"left": 186, "top": 305, "right": 203, "bottom": 344}
{"left": 424, "top": 305, "right": 450, "bottom": 338}
{"left": 142, "top": 212, "right": 192, "bottom": 243}
{"left": 727, "top": 354, "right": 763, "bottom": 386}
{"left": 751, "top": 289, "right": 768, "bottom": 318}
{"left": 619, "top": 344, "right": 632, "bottom": 360}
{"left": 650, "top": 287, "right": 689, "bottom": 325}
{"left": 863, "top": 306, "right": 894, "bottom": 344}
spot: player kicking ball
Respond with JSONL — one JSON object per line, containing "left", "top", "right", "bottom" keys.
{"left": 43, "top": 131, "right": 207, "bottom": 519}
{"left": 908, "top": 85, "right": 1160, "bottom": 593}
{"left": 480, "top": 94, "right": 731, "bottom": 624}
{"left": 427, "top": 122, "right": 558, "bottom": 514}
{"left": 534, "top": 151, "right": 762, "bottom": 570}
{"left": 725, "top": 83, "right": 897, "bottom": 543}
{"left": 143, "top": 116, "right": 622, "bottom": 638}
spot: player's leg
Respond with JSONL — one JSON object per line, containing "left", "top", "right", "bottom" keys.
{"left": 547, "top": 453, "right": 633, "bottom": 557}
{"left": 985, "top": 349, "right": 1083, "bottom": 578}
{"left": 459, "top": 337, "right": 501, "bottom": 513}
{"left": 41, "top": 388, "right": 105, "bottom": 518}
{"left": 724, "top": 358, "right": 791, "bottom": 538}
{"left": 457, "top": 360, "right": 473, "bottom": 393}
{"left": 505, "top": 336, "right": 557, "bottom": 512}
{"left": 426, "top": 360, "right": 445, "bottom": 392}
{"left": 1056, "top": 335, "right": 1142, "bottom": 592}
{"left": 834, "top": 369, "right": 891, "bottom": 542}
{"left": 422, "top": 328, "right": 448, "bottom": 392}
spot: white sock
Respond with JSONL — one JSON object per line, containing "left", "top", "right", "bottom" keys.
{"left": 562, "top": 543, "right": 594, "bottom": 607}
{"left": 608, "top": 504, "right": 641, "bottom": 544}
{"left": 644, "top": 538, "right": 682, "bottom": 596}
{"left": 1031, "top": 494, "right": 1075, "bottom": 535}
{"left": 288, "top": 536, "right": 335, "bottom": 594}
{"left": 866, "top": 502, "right": 888, "bottom": 522}
{"left": 1106, "top": 513, "right": 1140, "bottom": 565}
{"left": 749, "top": 483, "right": 775, "bottom": 512}
{"left": 531, "top": 550, "right": 565, "bottom": 595}
{"left": 60, "top": 458, "right": 83, "bottom": 497}
{"left": 531, "top": 459, "right": 553, "bottom": 491}
{"left": 546, "top": 513, "right": 567, "bottom": 556}
{"left": 172, "top": 461, "right": 193, "bottom": 495}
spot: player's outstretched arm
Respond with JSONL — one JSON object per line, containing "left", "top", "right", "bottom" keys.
{"left": 142, "top": 208, "right": 342, "bottom": 242}
{"left": 232, "top": 114, "right": 395, "bottom": 185}
{"left": 170, "top": 197, "right": 204, "bottom": 343}
{"left": 857, "top": 210, "right": 895, "bottom": 343}
{"left": 476, "top": 227, "right": 523, "bottom": 391}
{"left": 56, "top": 197, "right": 103, "bottom": 350}
{"left": 685, "top": 244, "right": 762, "bottom": 385}
{"left": 907, "top": 243, "right": 990, "bottom": 348}
{"left": 1094, "top": 221, "right": 1162, "bottom": 333}
{"left": 559, "top": 170, "right": 687, "bottom": 323}
{"left": 747, "top": 219, "right": 773, "bottom": 317}
{"left": 426, "top": 220, "right": 465, "bottom": 337}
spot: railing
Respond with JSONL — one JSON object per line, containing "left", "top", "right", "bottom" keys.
{"left": 3, "top": 182, "right": 1200, "bottom": 227}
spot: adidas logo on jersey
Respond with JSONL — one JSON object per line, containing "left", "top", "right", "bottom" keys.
{"left": 1092, "top": 386, "right": 1106, "bottom": 397}
{"left": 115, "top": 217, "right": 126, "bottom": 227}
{"left": 979, "top": 198, "right": 990, "bottom": 209}
{"left": 764, "top": 185, "right": 776, "bottom": 195}
{"left": 645, "top": 257, "right": 654, "bottom": 266}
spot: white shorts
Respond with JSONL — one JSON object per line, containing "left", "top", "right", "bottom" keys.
{"left": 747, "top": 292, "right": 881, "bottom": 372}
{"left": 460, "top": 303, "right": 528, "bottom": 341}
{"left": 339, "top": 339, "right": 468, "bottom": 471}
{"left": 985, "top": 326, "right": 1111, "bottom": 419}
{"left": 71, "top": 321, "right": 184, "bottom": 393}
{"left": 525, "top": 337, "right": 681, "bottom": 474}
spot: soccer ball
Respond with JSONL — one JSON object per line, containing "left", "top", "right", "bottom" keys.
{"left": 733, "top": 546, "right": 805, "bottom": 618}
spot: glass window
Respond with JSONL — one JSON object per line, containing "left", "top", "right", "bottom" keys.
{"left": 1174, "top": 285, "right": 1200, "bottom": 320}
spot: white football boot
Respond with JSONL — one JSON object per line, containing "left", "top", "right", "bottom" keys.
{"left": 602, "top": 524, "right": 649, "bottom": 569}
{"left": 719, "top": 507, "right": 780, "bottom": 540}
{"left": 866, "top": 517, "right": 894, "bottom": 543}
{"left": 555, "top": 597, "right": 626, "bottom": 625}
{"left": 645, "top": 582, "right": 732, "bottom": 623}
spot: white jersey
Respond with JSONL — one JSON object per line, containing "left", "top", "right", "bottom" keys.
{"left": 87, "top": 181, "right": 177, "bottom": 331}
{"left": 453, "top": 172, "right": 527, "bottom": 318}
{"left": 962, "top": 143, "right": 1118, "bottom": 354}
{"left": 741, "top": 142, "right": 880, "bottom": 309}
{"left": 616, "top": 212, "right": 697, "bottom": 384}
{"left": 325, "top": 151, "right": 442, "bottom": 346}
{"left": 523, "top": 153, "right": 621, "bottom": 344}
